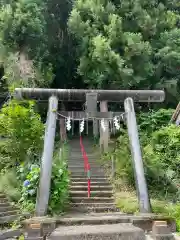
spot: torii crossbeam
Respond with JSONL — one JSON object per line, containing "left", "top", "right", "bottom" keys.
{"left": 14, "top": 88, "right": 165, "bottom": 216}
{"left": 15, "top": 88, "right": 165, "bottom": 102}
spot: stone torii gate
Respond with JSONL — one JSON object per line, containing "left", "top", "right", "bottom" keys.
{"left": 14, "top": 88, "right": 165, "bottom": 216}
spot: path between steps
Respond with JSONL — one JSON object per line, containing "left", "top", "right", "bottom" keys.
{"left": 68, "top": 138, "right": 118, "bottom": 213}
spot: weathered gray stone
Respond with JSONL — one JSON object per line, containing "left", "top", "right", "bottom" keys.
{"left": 25, "top": 237, "right": 44, "bottom": 240}
{"left": 0, "top": 229, "right": 23, "bottom": 240}
{"left": 50, "top": 223, "right": 146, "bottom": 240}
{"left": 23, "top": 217, "right": 56, "bottom": 237}
{"left": 151, "top": 234, "right": 175, "bottom": 240}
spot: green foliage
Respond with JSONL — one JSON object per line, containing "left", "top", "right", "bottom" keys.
{"left": 1, "top": 0, "right": 180, "bottom": 100}
{"left": 116, "top": 192, "right": 180, "bottom": 231}
{"left": 108, "top": 111, "right": 180, "bottom": 197}
{"left": 17, "top": 148, "right": 69, "bottom": 214}
{"left": 0, "top": 0, "right": 47, "bottom": 58}
{"left": 102, "top": 108, "right": 180, "bottom": 229}
{"left": 49, "top": 154, "right": 69, "bottom": 214}
{"left": 0, "top": 40, "right": 53, "bottom": 89}
{"left": 0, "top": 100, "right": 44, "bottom": 168}
{"left": 0, "top": 0, "right": 77, "bottom": 90}
{"left": 156, "top": 28, "right": 180, "bottom": 99}
{"left": 0, "top": 169, "right": 21, "bottom": 201}
{"left": 138, "top": 109, "right": 174, "bottom": 134}
{"left": 68, "top": 0, "right": 180, "bottom": 103}
{"left": 144, "top": 124, "right": 180, "bottom": 199}
{"left": 17, "top": 163, "right": 40, "bottom": 212}
{"left": 69, "top": 0, "right": 150, "bottom": 88}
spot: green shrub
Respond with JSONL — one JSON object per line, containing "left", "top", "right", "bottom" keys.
{"left": 49, "top": 154, "right": 69, "bottom": 214}
{"left": 144, "top": 124, "right": 180, "bottom": 199}
{"left": 116, "top": 192, "right": 180, "bottom": 231}
{"left": 0, "top": 100, "right": 44, "bottom": 168}
{"left": 104, "top": 109, "right": 180, "bottom": 230}
{"left": 18, "top": 148, "right": 69, "bottom": 214}
{"left": 17, "top": 163, "right": 40, "bottom": 212}
{"left": 107, "top": 124, "right": 179, "bottom": 198}
{"left": 0, "top": 169, "right": 21, "bottom": 201}
{"left": 138, "top": 109, "right": 174, "bottom": 134}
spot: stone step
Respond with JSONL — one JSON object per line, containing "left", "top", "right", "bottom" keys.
{"left": 70, "top": 144, "right": 94, "bottom": 146}
{"left": 71, "top": 177, "right": 108, "bottom": 182}
{"left": 70, "top": 152, "right": 99, "bottom": 154}
{"left": 0, "top": 215, "right": 20, "bottom": 224}
{"left": 70, "top": 154, "right": 98, "bottom": 157}
{"left": 70, "top": 172, "right": 104, "bottom": 176}
{"left": 70, "top": 149, "right": 95, "bottom": 151}
{"left": 71, "top": 182, "right": 110, "bottom": 186}
{"left": 69, "top": 156, "right": 98, "bottom": 159}
{"left": 70, "top": 206, "right": 118, "bottom": 213}
{"left": 0, "top": 213, "right": 30, "bottom": 224}
{"left": 68, "top": 161, "right": 102, "bottom": 169}
{"left": 69, "top": 152, "right": 99, "bottom": 155}
{"left": 68, "top": 164, "right": 101, "bottom": 168}
{"left": 49, "top": 223, "right": 145, "bottom": 240}
{"left": 69, "top": 170, "right": 105, "bottom": 177}
{"left": 56, "top": 213, "right": 130, "bottom": 226}
{"left": 0, "top": 194, "right": 6, "bottom": 199}
{"left": 71, "top": 197, "right": 115, "bottom": 203}
{"left": 0, "top": 198, "right": 9, "bottom": 203}
{"left": 70, "top": 191, "right": 113, "bottom": 197}
{"left": 70, "top": 172, "right": 105, "bottom": 176}
{"left": 68, "top": 160, "right": 100, "bottom": 163}
{"left": 68, "top": 165, "right": 101, "bottom": 169}
{"left": 69, "top": 169, "right": 104, "bottom": 173}
{"left": 69, "top": 148, "right": 98, "bottom": 151}
{"left": 70, "top": 186, "right": 112, "bottom": 191}
{"left": 69, "top": 160, "right": 100, "bottom": 163}
{"left": 68, "top": 158, "right": 99, "bottom": 161}
{"left": 68, "top": 160, "right": 100, "bottom": 164}
{"left": 55, "top": 213, "right": 176, "bottom": 232}
{"left": 0, "top": 210, "right": 18, "bottom": 217}
{"left": 0, "top": 206, "right": 17, "bottom": 212}
{"left": 70, "top": 203, "right": 116, "bottom": 208}
{"left": 0, "top": 203, "right": 11, "bottom": 207}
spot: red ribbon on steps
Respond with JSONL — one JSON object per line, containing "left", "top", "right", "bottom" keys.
{"left": 80, "top": 136, "right": 91, "bottom": 198}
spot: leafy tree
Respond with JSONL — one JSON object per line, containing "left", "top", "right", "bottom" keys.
{"left": 0, "top": 0, "right": 54, "bottom": 89}
{"left": 44, "top": 0, "right": 80, "bottom": 89}
{"left": 68, "top": 0, "right": 180, "bottom": 100}
{"left": 0, "top": 0, "right": 79, "bottom": 89}
{"left": 0, "top": 0, "right": 47, "bottom": 59}
{"left": 156, "top": 28, "right": 180, "bottom": 104}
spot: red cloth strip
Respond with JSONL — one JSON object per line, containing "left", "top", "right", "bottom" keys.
{"left": 80, "top": 136, "right": 91, "bottom": 198}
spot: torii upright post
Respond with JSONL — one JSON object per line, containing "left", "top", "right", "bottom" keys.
{"left": 36, "top": 95, "right": 58, "bottom": 216}
{"left": 124, "top": 97, "right": 151, "bottom": 213}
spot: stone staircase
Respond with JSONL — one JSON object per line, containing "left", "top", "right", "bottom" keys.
{"left": 0, "top": 193, "right": 20, "bottom": 225}
{"left": 68, "top": 137, "right": 118, "bottom": 213}
{"left": 47, "top": 137, "right": 176, "bottom": 240}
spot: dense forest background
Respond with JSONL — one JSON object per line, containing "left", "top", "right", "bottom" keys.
{"left": 0, "top": 0, "right": 180, "bottom": 108}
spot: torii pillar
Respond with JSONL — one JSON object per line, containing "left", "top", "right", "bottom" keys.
{"left": 14, "top": 88, "right": 165, "bottom": 215}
